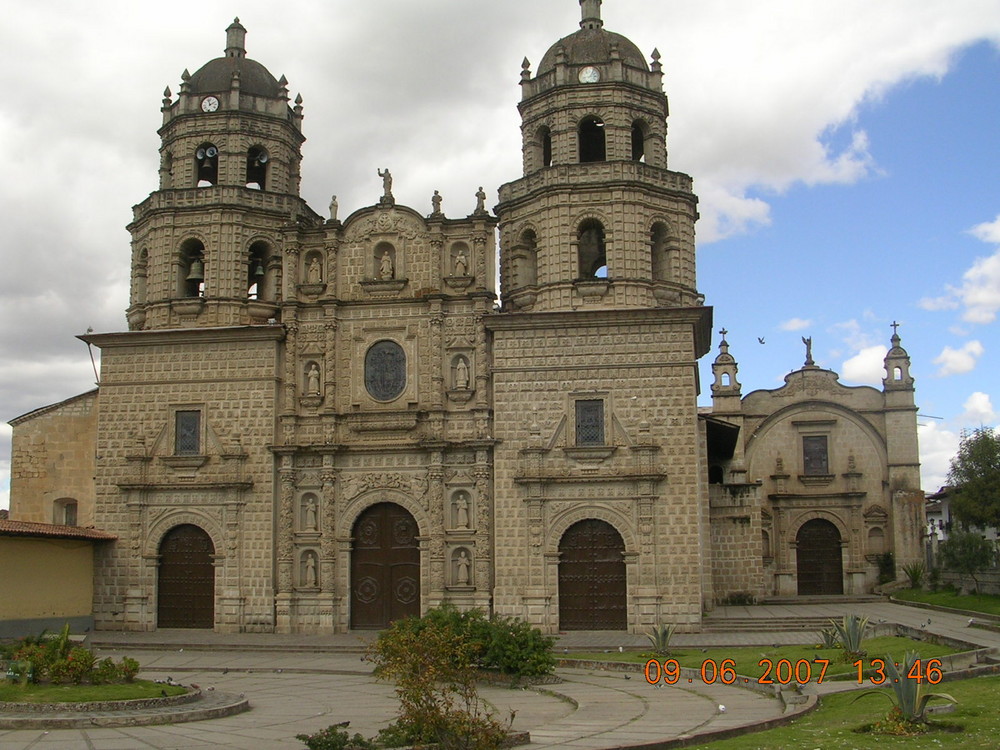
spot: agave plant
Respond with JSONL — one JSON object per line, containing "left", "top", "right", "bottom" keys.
{"left": 831, "top": 614, "right": 869, "bottom": 660}
{"left": 646, "top": 623, "right": 676, "bottom": 656}
{"left": 902, "top": 562, "right": 926, "bottom": 589}
{"left": 817, "top": 626, "right": 839, "bottom": 649}
{"left": 853, "top": 651, "right": 957, "bottom": 725}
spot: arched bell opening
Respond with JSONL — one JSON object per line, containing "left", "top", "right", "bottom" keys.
{"left": 577, "top": 219, "right": 607, "bottom": 278}
{"left": 195, "top": 143, "right": 219, "bottom": 187}
{"left": 579, "top": 116, "right": 606, "bottom": 163}
{"left": 246, "top": 145, "right": 268, "bottom": 190}
{"left": 178, "top": 238, "right": 206, "bottom": 298}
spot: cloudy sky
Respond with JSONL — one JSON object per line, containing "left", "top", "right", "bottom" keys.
{"left": 2, "top": 0, "right": 999, "bottom": 509}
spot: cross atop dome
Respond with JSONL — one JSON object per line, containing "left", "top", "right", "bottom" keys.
{"left": 580, "top": 0, "right": 603, "bottom": 30}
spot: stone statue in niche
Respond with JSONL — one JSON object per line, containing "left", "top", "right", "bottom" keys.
{"left": 303, "top": 496, "right": 318, "bottom": 530}
{"left": 455, "top": 358, "right": 469, "bottom": 389}
{"left": 303, "top": 552, "right": 317, "bottom": 587}
{"left": 306, "top": 257, "right": 322, "bottom": 284}
{"left": 431, "top": 190, "right": 442, "bottom": 215}
{"left": 306, "top": 363, "right": 321, "bottom": 395}
{"left": 454, "top": 492, "right": 470, "bottom": 529}
{"left": 455, "top": 549, "right": 471, "bottom": 585}
{"left": 328, "top": 194, "right": 338, "bottom": 221}
{"left": 379, "top": 251, "right": 394, "bottom": 280}
{"left": 454, "top": 250, "right": 468, "bottom": 277}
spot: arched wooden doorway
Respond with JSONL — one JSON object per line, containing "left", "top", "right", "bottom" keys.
{"left": 157, "top": 524, "right": 215, "bottom": 628}
{"left": 796, "top": 518, "right": 844, "bottom": 595}
{"left": 558, "top": 519, "right": 627, "bottom": 630}
{"left": 351, "top": 502, "right": 420, "bottom": 629}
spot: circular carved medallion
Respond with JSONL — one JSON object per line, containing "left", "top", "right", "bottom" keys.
{"left": 356, "top": 576, "right": 379, "bottom": 604}
{"left": 392, "top": 517, "right": 417, "bottom": 545}
{"left": 364, "top": 340, "right": 406, "bottom": 401}
{"left": 395, "top": 576, "right": 418, "bottom": 604}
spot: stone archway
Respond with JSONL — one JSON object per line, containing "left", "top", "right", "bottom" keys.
{"left": 558, "top": 518, "right": 627, "bottom": 630}
{"left": 157, "top": 524, "right": 215, "bottom": 628}
{"left": 350, "top": 502, "right": 420, "bottom": 629}
{"left": 796, "top": 518, "right": 844, "bottom": 595}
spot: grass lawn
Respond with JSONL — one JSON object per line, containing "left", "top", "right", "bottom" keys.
{"left": 893, "top": 588, "right": 1000, "bottom": 617}
{"left": 688, "top": 674, "right": 1000, "bottom": 749}
{"left": 0, "top": 680, "right": 187, "bottom": 703}
{"left": 568, "top": 636, "right": 959, "bottom": 682}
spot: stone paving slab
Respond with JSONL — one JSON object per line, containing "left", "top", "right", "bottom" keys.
{"left": 5, "top": 601, "right": 998, "bottom": 750}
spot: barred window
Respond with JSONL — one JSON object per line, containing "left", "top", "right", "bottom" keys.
{"left": 175, "top": 410, "right": 201, "bottom": 455}
{"left": 575, "top": 400, "right": 605, "bottom": 446}
{"left": 802, "top": 435, "right": 829, "bottom": 475}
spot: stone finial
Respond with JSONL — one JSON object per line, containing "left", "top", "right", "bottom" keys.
{"left": 226, "top": 17, "right": 247, "bottom": 58}
{"left": 521, "top": 57, "right": 532, "bottom": 82}
{"left": 580, "top": 0, "right": 603, "bottom": 29}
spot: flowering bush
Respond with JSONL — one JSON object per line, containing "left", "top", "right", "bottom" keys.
{"left": 4, "top": 625, "right": 141, "bottom": 686}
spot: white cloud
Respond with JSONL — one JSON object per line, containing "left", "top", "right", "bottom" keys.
{"left": 841, "top": 345, "right": 887, "bottom": 384}
{"left": 956, "top": 249, "right": 1000, "bottom": 324}
{"left": 780, "top": 317, "right": 813, "bottom": 331}
{"left": 970, "top": 215, "right": 1000, "bottom": 244}
{"left": 960, "top": 391, "right": 997, "bottom": 425}
{"left": 918, "top": 422, "right": 960, "bottom": 492}
{"left": 933, "top": 340, "right": 984, "bottom": 376}
{"left": 919, "top": 295, "right": 959, "bottom": 312}
{"left": 921, "top": 216, "right": 1000, "bottom": 324}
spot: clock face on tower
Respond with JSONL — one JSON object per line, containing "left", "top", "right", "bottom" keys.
{"left": 201, "top": 96, "right": 220, "bottom": 112}
{"left": 578, "top": 66, "right": 601, "bottom": 83}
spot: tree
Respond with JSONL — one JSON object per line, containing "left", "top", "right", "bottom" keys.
{"left": 938, "top": 530, "right": 995, "bottom": 593}
{"left": 947, "top": 427, "right": 1000, "bottom": 530}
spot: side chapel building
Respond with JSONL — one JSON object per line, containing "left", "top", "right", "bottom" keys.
{"left": 8, "top": 1, "right": 925, "bottom": 634}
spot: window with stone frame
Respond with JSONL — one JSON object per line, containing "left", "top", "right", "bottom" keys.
{"left": 175, "top": 410, "right": 201, "bottom": 456}
{"left": 802, "top": 435, "right": 829, "bottom": 475}
{"left": 575, "top": 399, "right": 605, "bottom": 446}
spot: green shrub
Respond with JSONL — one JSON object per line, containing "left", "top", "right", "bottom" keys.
{"left": 119, "top": 656, "right": 140, "bottom": 683}
{"left": 475, "top": 615, "right": 555, "bottom": 678}
{"left": 876, "top": 552, "right": 896, "bottom": 584}
{"left": 368, "top": 616, "right": 512, "bottom": 749}
{"left": 379, "top": 605, "right": 554, "bottom": 678}
{"left": 91, "top": 657, "right": 119, "bottom": 685}
{"left": 295, "top": 724, "right": 376, "bottom": 750}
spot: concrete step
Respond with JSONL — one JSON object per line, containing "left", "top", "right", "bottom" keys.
{"left": 702, "top": 617, "right": 832, "bottom": 632}
{"left": 758, "top": 595, "right": 883, "bottom": 605}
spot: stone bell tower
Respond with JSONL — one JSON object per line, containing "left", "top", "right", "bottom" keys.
{"left": 489, "top": 0, "right": 713, "bottom": 633}
{"left": 126, "top": 18, "right": 316, "bottom": 331}
{"left": 497, "top": 0, "right": 699, "bottom": 312}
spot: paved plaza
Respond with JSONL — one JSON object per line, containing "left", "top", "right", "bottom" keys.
{"left": 1, "top": 601, "right": 998, "bottom": 750}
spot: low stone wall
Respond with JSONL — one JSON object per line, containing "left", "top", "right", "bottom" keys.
{"left": 0, "top": 688, "right": 200, "bottom": 713}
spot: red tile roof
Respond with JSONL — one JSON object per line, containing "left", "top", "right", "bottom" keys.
{"left": 0, "top": 520, "right": 116, "bottom": 541}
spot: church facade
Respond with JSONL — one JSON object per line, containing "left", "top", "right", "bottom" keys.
{"left": 8, "top": 1, "right": 924, "bottom": 634}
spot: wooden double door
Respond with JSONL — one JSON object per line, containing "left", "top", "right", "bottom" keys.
{"left": 351, "top": 503, "right": 420, "bottom": 629}
{"left": 157, "top": 524, "right": 215, "bottom": 629}
{"left": 558, "top": 519, "right": 627, "bottom": 630}
{"left": 796, "top": 519, "right": 844, "bottom": 595}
